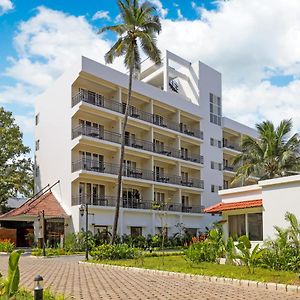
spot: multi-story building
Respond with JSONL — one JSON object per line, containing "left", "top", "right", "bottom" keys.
{"left": 34, "top": 50, "right": 257, "bottom": 237}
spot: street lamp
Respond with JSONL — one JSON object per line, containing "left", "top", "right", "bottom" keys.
{"left": 80, "top": 203, "right": 89, "bottom": 261}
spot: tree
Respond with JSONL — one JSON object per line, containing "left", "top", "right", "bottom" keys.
{"left": 99, "top": 0, "right": 162, "bottom": 243}
{"left": 232, "top": 119, "right": 300, "bottom": 183}
{"left": 0, "top": 107, "right": 33, "bottom": 207}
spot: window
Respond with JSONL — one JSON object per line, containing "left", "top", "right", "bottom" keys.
{"left": 130, "top": 226, "right": 142, "bottom": 237}
{"left": 211, "top": 161, "right": 222, "bottom": 171}
{"left": 35, "top": 113, "right": 39, "bottom": 125}
{"left": 211, "top": 185, "right": 222, "bottom": 193}
{"left": 153, "top": 139, "right": 164, "bottom": 152}
{"left": 210, "top": 138, "right": 222, "bottom": 148}
{"left": 154, "top": 191, "right": 165, "bottom": 204}
{"left": 35, "top": 166, "right": 40, "bottom": 177}
{"left": 153, "top": 114, "right": 165, "bottom": 126}
{"left": 209, "top": 93, "right": 222, "bottom": 126}
{"left": 35, "top": 140, "right": 40, "bottom": 151}
{"left": 228, "top": 215, "right": 246, "bottom": 239}
{"left": 181, "top": 147, "right": 189, "bottom": 159}
{"left": 248, "top": 213, "right": 263, "bottom": 241}
{"left": 223, "top": 180, "right": 229, "bottom": 189}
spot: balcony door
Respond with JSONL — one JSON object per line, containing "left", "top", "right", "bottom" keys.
{"left": 154, "top": 166, "right": 164, "bottom": 181}
{"left": 123, "top": 188, "right": 140, "bottom": 208}
{"left": 182, "top": 195, "right": 190, "bottom": 212}
{"left": 123, "top": 160, "right": 137, "bottom": 177}
{"left": 153, "top": 139, "right": 164, "bottom": 153}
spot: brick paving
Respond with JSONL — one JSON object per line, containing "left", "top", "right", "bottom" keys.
{"left": 0, "top": 254, "right": 299, "bottom": 300}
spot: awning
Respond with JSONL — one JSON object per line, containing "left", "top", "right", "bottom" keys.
{"left": 204, "top": 199, "right": 263, "bottom": 214}
{"left": 0, "top": 192, "right": 68, "bottom": 221}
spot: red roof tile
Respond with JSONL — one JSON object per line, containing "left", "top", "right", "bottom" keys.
{"left": 0, "top": 192, "right": 68, "bottom": 219}
{"left": 204, "top": 199, "right": 263, "bottom": 213}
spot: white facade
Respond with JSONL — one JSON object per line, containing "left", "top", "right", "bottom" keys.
{"left": 35, "top": 50, "right": 257, "bottom": 237}
{"left": 217, "top": 175, "right": 300, "bottom": 242}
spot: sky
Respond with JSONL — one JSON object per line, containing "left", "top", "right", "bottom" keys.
{"left": 0, "top": 0, "right": 300, "bottom": 154}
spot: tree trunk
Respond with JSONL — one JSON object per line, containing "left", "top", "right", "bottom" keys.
{"left": 111, "top": 63, "right": 134, "bottom": 244}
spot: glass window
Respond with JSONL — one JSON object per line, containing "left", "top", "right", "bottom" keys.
{"left": 130, "top": 226, "right": 142, "bottom": 237}
{"left": 228, "top": 214, "right": 246, "bottom": 240}
{"left": 35, "top": 113, "right": 39, "bottom": 125}
{"left": 248, "top": 213, "right": 263, "bottom": 241}
{"left": 209, "top": 93, "right": 222, "bottom": 126}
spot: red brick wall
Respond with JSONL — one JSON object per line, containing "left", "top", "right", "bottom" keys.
{"left": 0, "top": 228, "right": 17, "bottom": 245}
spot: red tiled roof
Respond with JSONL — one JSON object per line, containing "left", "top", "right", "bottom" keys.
{"left": 204, "top": 199, "right": 263, "bottom": 213}
{"left": 0, "top": 192, "right": 68, "bottom": 219}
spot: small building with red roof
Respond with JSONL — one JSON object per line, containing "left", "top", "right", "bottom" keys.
{"left": 0, "top": 190, "right": 70, "bottom": 247}
{"left": 205, "top": 175, "right": 300, "bottom": 244}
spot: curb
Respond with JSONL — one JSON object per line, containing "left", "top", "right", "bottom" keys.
{"left": 78, "top": 261, "right": 299, "bottom": 294}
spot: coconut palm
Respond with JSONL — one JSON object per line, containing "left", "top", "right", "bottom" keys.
{"left": 232, "top": 119, "right": 300, "bottom": 183}
{"left": 99, "top": 0, "right": 162, "bottom": 243}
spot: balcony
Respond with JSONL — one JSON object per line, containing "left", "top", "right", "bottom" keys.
{"left": 223, "top": 142, "right": 241, "bottom": 152}
{"left": 72, "top": 194, "right": 204, "bottom": 214}
{"left": 72, "top": 124, "right": 203, "bottom": 164}
{"left": 72, "top": 158, "right": 204, "bottom": 189}
{"left": 72, "top": 89, "right": 203, "bottom": 139}
{"left": 223, "top": 165, "right": 236, "bottom": 172}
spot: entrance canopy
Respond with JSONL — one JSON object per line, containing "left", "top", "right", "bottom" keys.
{"left": 0, "top": 192, "right": 68, "bottom": 221}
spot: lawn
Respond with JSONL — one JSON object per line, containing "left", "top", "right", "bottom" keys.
{"left": 92, "top": 255, "right": 300, "bottom": 285}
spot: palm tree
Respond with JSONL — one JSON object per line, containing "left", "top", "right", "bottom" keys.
{"left": 99, "top": 0, "right": 162, "bottom": 243}
{"left": 232, "top": 119, "right": 300, "bottom": 183}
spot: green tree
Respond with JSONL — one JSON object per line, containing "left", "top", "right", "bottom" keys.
{"left": 99, "top": 0, "right": 162, "bottom": 243}
{"left": 0, "top": 107, "right": 33, "bottom": 207}
{"left": 233, "top": 119, "right": 300, "bottom": 183}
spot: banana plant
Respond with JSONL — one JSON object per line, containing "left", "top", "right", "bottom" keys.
{"left": 2, "top": 250, "right": 22, "bottom": 297}
{"left": 235, "top": 235, "right": 266, "bottom": 273}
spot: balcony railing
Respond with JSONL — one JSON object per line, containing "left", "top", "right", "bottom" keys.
{"left": 223, "top": 165, "right": 236, "bottom": 172}
{"left": 72, "top": 124, "right": 203, "bottom": 164}
{"left": 72, "top": 158, "right": 204, "bottom": 189}
{"left": 223, "top": 143, "right": 241, "bottom": 152}
{"left": 72, "top": 194, "right": 204, "bottom": 214}
{"left": 72, "top": 89, "right": 203, "bottom": 139}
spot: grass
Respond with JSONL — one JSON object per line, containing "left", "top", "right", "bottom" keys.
{"left": 91, "top": 255, "right": 300, "bottom": 285}
{"left": 0, "top": 288, "right": 66, "bottom": 299}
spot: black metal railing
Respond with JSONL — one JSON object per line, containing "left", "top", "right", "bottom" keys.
{"left": 72, "top": 194, "right": 118, "bottom": 206}
{"left": 72, "top": 124, "right": 203, "bottom": 164}
{"left": 72, "top": 89, "right": 204, "bottom": 139}
{"left": 72, "top": 195, "right": 204, "bottom": 214}
{"left": 223, "top": 142, "right": 241, "bottom": 152}
{"left": 72, "top": 125, "right": 121, "bottom": 144}
{"left": 72, "top": 159, "right": 204, "bottom": 189}
{"left": 223, "top": 165, "right": 236, "bottom": 172}
{"left": 72, "top": 159, "right": 119, "bottom": 175}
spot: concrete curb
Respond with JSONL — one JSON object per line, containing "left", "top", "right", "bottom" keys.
{"left": 79, "top": 261, "right": 299, "bottom": 294}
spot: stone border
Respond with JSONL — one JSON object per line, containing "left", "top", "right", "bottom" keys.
{"left": 79, "top": 261, "right": 300, "bottom": 294}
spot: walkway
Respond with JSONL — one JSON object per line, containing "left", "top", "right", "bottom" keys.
{"left": 0, "top": 254, "right": 299, "bottom": 300}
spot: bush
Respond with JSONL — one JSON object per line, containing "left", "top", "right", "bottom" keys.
{"left": 90, "top": 244, "right": 140, "bottom": 260}
{"left": 185, "top": 227, "right": 225, "bottom": 264}
{"left": 0, "top": 239, "right": 15, "bottom": 253}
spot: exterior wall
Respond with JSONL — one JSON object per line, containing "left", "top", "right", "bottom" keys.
{"left": 260, "top": 176, "right": 300, "bottom": 240}
{"left": 36, "top": 52, "right": 257, "bottom": 237}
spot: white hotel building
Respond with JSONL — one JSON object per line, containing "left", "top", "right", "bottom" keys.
{"left": 34, "top": 51, "right": 257, "bottom": 237}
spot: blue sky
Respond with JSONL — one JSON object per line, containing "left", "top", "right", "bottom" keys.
{"left": 1, "top": 0, "right": 300, "bottom": 155}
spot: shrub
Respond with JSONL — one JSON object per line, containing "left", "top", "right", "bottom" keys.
{"left": 0, "top": 239, "right": 15, "bottom": 253}
{"left": 90, "top": 244, "right": 140, "bottom": 260}
{"left": 185, "top": 227, "right": 225, "bottom": 264}
{"left": 235, "top": 235, "right": 266, "bottom": 274}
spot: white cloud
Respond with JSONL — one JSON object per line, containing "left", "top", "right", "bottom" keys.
{"left": 2, "top": 6, "right": 115, "bottom": 103}
{"left": 92, "top": 10, "right": 110, "bottom": 21}
{"left": 0, "top": 0, "right": 13, "bottom": 15}
{"left": 147, "top": 0, "right": 168, "bottom": 18}
{"left": 157, "top": 0, "right": 300, "bottom": 129}
{"left": 176, "top": 9, "right": 186, "bottom": 21}
{"left": 15, "top": 114, "right": 34, "bottom": 134}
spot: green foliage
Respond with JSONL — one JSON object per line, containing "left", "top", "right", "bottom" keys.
{"left": 235, "top": 235, "right": 266, "bottom": 274}
{"left": 0, "top": 240, "right": 15, "bottom": 253}
{"left": 0, "top": 107, "right": 33, "bottom": 205}
{"left": 0, "top": 250, "right": 22, "bottom": 297}
{"left": 261, "top": 212, "right": 300, "bottom": 272}
{"left": 64, "top": 231, "right": 95, "bottom": 252}
{"left": 90, "top": 244, "right": 140, "bottom": 260}
{"left": 0, "top": 288, "right": 66, "bottom": 299}
{"left": 185, "top": 227, "right": 225, "bottom": 264}
{"left": 233, "top": 119, "right": 300, "bottom": 183}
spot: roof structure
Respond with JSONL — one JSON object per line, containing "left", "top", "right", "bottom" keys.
{"left": 204, "top": 199, "right": 263, "bottom": 214}
{"left": 0, "top": 192, "right": 68, "bottom": 220}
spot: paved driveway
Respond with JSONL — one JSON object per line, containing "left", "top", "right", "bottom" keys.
{"left": 0, "top": 254, "right": 299, "bottom": 300}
